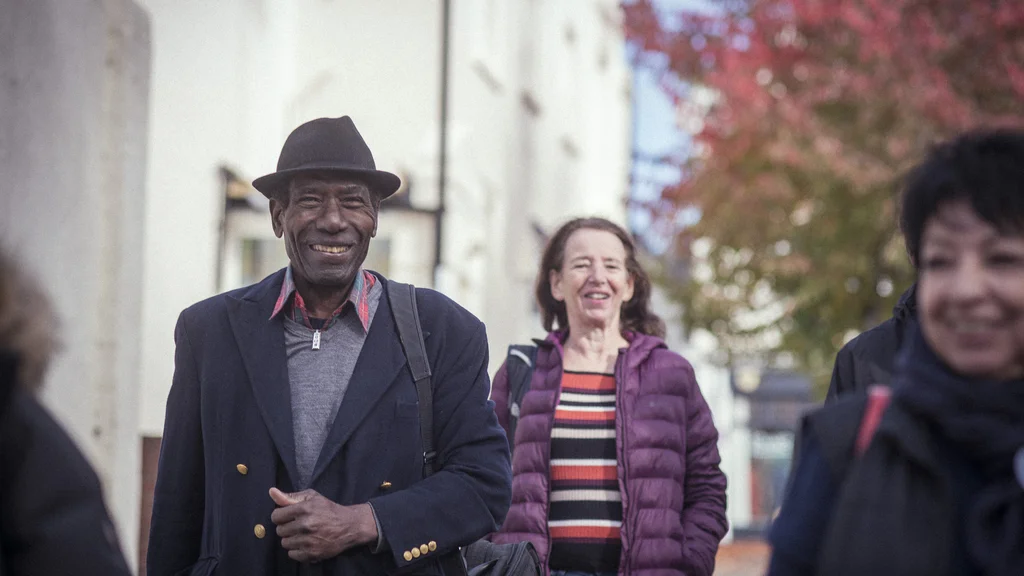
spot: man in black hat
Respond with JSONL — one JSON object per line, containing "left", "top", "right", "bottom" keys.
{"left": 147, "top": 117, "right": 512, "bottom": 575}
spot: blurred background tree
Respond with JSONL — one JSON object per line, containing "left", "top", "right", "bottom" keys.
{"left": 623, "top": 0, "right": 1024, "bottom": 393}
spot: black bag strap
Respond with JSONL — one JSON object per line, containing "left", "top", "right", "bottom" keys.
{"left": 386, "top": 281, "right": 436, "bottom": 475}
{"left": 386, "top": 281, "right": 468, "bottom": 576}
{"left": 505, "top": 344, "right": 537, "bottom": 450}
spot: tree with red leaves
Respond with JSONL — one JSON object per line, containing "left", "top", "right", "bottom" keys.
{"left": 624, "top": 0, "right": 1024, "bottom": 390}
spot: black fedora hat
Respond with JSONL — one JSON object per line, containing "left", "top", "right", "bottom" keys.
{"left": 252, "top": 116, "right": 401, "bottom": 199}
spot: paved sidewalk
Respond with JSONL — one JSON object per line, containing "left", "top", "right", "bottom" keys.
{"left": 714, "top": 540, "right": 770, "bottom": 576}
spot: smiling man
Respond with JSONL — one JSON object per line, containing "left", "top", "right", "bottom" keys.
{"left": 147, "top": 116, "right": 512, "bottom": 576}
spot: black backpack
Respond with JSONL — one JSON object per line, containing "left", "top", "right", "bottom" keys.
{"left": 504, "top": 344, "right": 537, "bottom": 451}
{"left": 387, "top": 282, "right": 541, "bottom": 576}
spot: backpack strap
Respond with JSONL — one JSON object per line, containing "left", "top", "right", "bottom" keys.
{"left": 386, "top": 281, "right": 436, "bottom": 476}
{"left": 505, "top": 344, "right": 537, "bottom": 450}
{"left": 855, "top": 385, "right": 893, "bottom": 456}
{"left": 806, "top": 385, "right": 892, "bottom": 481}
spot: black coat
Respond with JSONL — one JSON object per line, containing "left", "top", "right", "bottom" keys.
{"left": 826, "top": 284, "right": 917, "bottom": 403}
{"left": 0, "top": 385, "right": 131, "bottom": 576}
{"left": 146, "top": 270, "right": 512, "bottom": 576}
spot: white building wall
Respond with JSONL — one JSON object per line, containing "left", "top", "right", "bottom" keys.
{"left": 441, "top": 0, "right": 635, "bottom": 372}
{"left": 0, "top": 0, "right": 151, "bottom": 567}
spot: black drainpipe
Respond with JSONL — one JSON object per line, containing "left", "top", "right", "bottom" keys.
{"left": 434, "top": 0, "right": 451, "bottom": 284}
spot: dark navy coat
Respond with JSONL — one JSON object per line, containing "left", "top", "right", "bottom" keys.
{"left": 147, "top": 270, "right": 512, "bottom": 575}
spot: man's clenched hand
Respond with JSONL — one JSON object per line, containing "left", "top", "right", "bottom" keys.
{"left": 269, "top": 487, "right": 378, "bottom": 563}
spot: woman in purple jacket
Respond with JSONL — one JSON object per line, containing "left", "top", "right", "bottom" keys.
{"left": 490, "top": 217, "right": 728, "bottom": 576}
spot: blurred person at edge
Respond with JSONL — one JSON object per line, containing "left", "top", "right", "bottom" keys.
{"left": 0, "top": 251, "right": 132, "bottom": 576}
{"left": 768, "top": 129, "right": 1024, "bottom": 576}
{"left": 489, "top": 217, "right": 728, "bottom": 576}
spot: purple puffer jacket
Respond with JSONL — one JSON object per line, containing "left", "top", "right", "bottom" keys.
{"left": 490, "top": 331, "right": 728, "bottom": 576}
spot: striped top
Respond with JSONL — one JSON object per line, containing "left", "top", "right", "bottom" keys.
{"left": 547, "top": 371, "right": 621, "bottom": 573}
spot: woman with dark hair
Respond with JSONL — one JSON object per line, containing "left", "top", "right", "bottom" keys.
{"left": 490, "top": 217, "right": 728, "bottom": 576}
{"left": 768, "top": 129, "right": 1024, "bottom": 576}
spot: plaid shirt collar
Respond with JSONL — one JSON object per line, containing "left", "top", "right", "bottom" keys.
{"left": 270, "top": 267, "right": 377, "bottom": 333}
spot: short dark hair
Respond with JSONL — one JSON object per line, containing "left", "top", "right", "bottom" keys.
{"left": 536, "top": 217, "right": 666, "bottom": 338}
{"left": 900, "top": 129, "right": 1024, "bottom": 267}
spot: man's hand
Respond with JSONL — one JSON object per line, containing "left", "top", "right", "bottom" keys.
{"left": 269, "top": 487, "right": 379, "bottom": 563}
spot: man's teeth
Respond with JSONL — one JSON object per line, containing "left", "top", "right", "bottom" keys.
{"left": 312, "top": 245, "right": 349, "bottom": 254}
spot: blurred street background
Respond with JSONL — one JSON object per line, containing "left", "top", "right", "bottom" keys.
{"left": 2, "top": 0, "right": 1021, "bottom": 574}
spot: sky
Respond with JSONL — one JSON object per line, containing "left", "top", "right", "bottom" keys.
{"left": 627, "top": 0, "right": 712, "bottom": 253}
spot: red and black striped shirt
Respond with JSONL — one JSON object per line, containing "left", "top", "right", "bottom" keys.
{"left": 547, "top": 371, "right": 621, "bottom": 573}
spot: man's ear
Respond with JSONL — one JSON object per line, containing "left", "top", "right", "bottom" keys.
{"left": 270, "top": 197, "right": 285, "bottom": 238}
{"left": 371, "top": 196, "right": 381, "bottom": 237}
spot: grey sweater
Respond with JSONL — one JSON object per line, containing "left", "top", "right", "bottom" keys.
{"left": 282, "top": 281, "right": 383, "bottom": 489}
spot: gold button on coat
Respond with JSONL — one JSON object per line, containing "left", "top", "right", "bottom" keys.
{"left": 411, "top": 548, "right": 421, "bottom": 559}
{"left": 254, "top": 524, "right": 266, "bottom": 539}
{"left": 236, "top": 464, "right": 248, "bottom": 475}
{"left": 420, "top": 544, "right": 429, "bottom": 555}
{"left": 403, "top": 551, "right": 413, "bottom": 561}
{"left": 379, "top": 481, "right": 392, "bottom": 490}
{"left": 428, "top": 541, "right": 437, "bottom": 551}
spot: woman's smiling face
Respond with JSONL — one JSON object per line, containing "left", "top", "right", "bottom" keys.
{"left": 917, "top": 201, "right": 1024, "bottom": 381}
{"left": 550, "top": 228, "right": 635, "bottom": 333}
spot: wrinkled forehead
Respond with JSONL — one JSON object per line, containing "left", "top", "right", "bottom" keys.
{"left": 563, "top": 228, "right": 628, "bottom": 261}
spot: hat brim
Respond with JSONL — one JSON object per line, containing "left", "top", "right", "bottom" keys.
{"left": 252, "top": 165, "right": 401, "bottom": 200}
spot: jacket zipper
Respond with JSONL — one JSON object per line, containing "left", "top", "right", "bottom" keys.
{"left": 615, "top": 349, "right": 629, "bottom": 576}
{"left": 545, "top": 349, "right": 565, "bottom": 574}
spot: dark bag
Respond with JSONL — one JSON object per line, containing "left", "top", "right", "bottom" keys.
{"left": 463, "top": 541, "right": 541, "bottom": 576}
{"left": 388, "top": 282, "right": 541, "bottom": 576}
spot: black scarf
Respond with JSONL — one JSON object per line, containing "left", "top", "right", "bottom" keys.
{"left": 819, "top": 324, "right": 1024, "bottom": 576}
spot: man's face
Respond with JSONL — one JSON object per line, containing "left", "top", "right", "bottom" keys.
{"left": 270, "top": 172, "right": 379, "bottom": 290}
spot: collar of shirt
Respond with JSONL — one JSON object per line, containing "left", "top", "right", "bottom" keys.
{"left": 270, "top": 267, "right": 377, "bottom": 333}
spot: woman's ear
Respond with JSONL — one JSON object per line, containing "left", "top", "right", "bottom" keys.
{"left": 623, "top": 274, "right": 635, "bottom": 303}
{"left": 550, "top": 269, "right": 565, "bottom": 302}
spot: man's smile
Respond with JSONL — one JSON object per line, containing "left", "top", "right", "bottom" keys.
{"left": 310, "top": 244, "right": 351, "bottom": 255}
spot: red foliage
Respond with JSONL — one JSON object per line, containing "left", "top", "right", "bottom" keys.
{"left": 623, "top": 0, "right": 1024, "bottom": 382}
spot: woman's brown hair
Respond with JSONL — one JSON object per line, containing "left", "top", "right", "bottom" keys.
{"left": 535, "top": 217, "right": 665, "bottom": 338}
{"left": 0, "top": 250, "right": 59, "bottom": 392}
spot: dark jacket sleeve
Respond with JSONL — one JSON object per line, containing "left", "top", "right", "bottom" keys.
{"left": 369, "top": 312, "right": 512, "bottom": 568}
{"left": 147, "top": 312, "right": 206, "bottom": 576}
{"left": 677, "top": 358, "right": 729, "bottom": 576}
{"left": 0, "top": 391, "right": 132, "bottom": 576}
{"left": 767, "top": 432, "right": 839, "bottom": 576}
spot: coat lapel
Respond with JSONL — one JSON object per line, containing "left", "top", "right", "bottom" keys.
{"left": 308, "top": 285, "right": 409, "bottom": 486}
{"left": 226, "top": 270, "right": 301, "bottom": 487}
